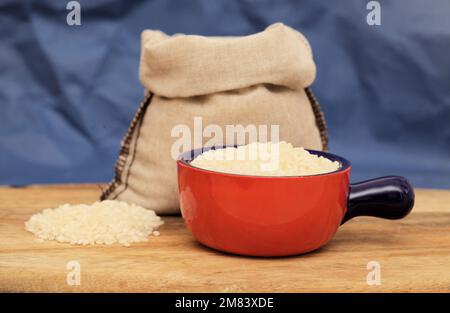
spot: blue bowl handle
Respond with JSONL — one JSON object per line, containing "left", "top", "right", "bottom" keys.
{"left": 341, "top": 176, "right": 415, "bottom": 224}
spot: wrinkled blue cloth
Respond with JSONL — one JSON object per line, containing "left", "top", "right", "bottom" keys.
{"left": 0, "top": 0, "right": 449, "bottom": 188}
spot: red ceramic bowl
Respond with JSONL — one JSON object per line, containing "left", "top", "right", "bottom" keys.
{"left": 177, "top": 147, "right": 414, "bottom": 257}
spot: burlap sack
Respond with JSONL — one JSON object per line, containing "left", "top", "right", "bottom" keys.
{"left": 101, "top": 23, "right": 328, "bottom": 214}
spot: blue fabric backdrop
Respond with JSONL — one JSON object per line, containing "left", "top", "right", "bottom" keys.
{"left": 0, "top": 0, "right": 449, "bottom": 188}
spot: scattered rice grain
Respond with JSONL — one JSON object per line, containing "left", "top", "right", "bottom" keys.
{"left": 25, "top": 200, "right": 163, "bottom": 246}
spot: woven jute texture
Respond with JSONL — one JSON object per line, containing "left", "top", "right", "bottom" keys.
{"left": 102, "top": 23, "right": 328, "bottom": 214}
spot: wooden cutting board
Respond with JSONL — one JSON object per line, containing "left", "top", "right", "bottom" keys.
{"left": 0, "top": 184, "right": 449, "bottom": 292}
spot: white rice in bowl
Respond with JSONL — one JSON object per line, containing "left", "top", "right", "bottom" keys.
{"left": 190, "top": 141, "right": 340, "bottom": 176}
{"left": 25, "top": 200, "right": 164, "bottom": 246}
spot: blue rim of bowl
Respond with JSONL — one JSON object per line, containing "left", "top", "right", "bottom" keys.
{"left": 177, "top": 146, "right": 351, "bottom": 179}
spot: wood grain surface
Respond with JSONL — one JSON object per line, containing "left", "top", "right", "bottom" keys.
{"left": 0, "top": 184, "right": 449, "bottom": 292}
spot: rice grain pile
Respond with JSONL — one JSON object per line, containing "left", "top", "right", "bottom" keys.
{"left": 25, "top": 200, "right": 163, "bottom": 246}
{"left": 191, "top": 141, "right": 340, "bottom": 176}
